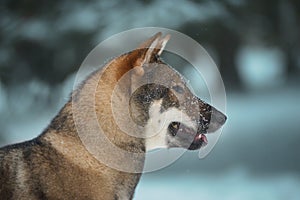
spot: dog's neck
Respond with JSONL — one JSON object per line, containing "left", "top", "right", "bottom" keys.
{"left": 39, "top": 62, "right": 146, "bottom": 199}
{"left": 45, "top": 56, "right": 146, "bottom": 152}
{"left": 39, "top": 33, "right": 170, "bottom": 198}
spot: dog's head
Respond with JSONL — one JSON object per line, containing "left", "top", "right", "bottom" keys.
{"left": 124, "top": 33, "right": 227, "bottom": 151}
{"left": 72, "top": 32, "right": 226, "bottom": 173}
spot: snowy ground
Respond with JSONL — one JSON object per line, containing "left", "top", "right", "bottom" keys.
{"left": 135, "top": 170, "right": 300, "bottom": 200}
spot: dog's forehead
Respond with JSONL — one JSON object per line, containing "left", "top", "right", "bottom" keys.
{"left": 143, "top": 63, "right": 187, "bottom": 85}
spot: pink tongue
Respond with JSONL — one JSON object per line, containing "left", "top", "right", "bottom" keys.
{"left": 200, "top": 134, "right": 208, "bottom": 144}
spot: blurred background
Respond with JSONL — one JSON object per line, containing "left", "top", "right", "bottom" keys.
{"left": 0, "top": 0, "right": 300, "bottom": 199}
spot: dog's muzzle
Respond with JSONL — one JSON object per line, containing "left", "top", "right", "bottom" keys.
{"left": 168, "top": 122, "right": 209, "bottom": 150}
{"left": 168, "top": 107, "right": 227, "bottom": 150}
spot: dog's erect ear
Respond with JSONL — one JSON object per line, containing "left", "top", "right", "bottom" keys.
{"left": 110, "top": 33, "right": 171, "bottom": 97}
{"left": 132, "top": 32, "right": 170, "bottom": 76}
{"left": 137, "top": 32, "right": 170, "bottom": 57}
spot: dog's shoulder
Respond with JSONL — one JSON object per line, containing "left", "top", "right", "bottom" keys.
{"left": 0, "top": 138, "right": 44, "bottom": 158}
{"left": 0, "top": 138, "right": 45, "bottom": 199}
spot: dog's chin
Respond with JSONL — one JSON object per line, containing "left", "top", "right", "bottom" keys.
{"left": 168, "top": 122, "right": 208, "bottom": 150}
{"left": 188, "top": 133, "right": 208, "bottom": 150}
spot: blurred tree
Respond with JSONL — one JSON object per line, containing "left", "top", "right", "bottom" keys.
{"left": 0, "top": 0, "right": 97, "bottom": 86}
{"left": 220, "top": 0, "right": 300, "bottom": 79}
{"left": 179, "top": 19, "right": 243, "bottom": 90}
{"left": 180, "top": 0, "right": 300, "bottom": 90}
{"left": 0, "top": 0, "right": 299, "bottom": 89}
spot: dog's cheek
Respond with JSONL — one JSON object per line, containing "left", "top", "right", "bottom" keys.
{"left": 166, "top": 135, "right": 192, "bottom": 149}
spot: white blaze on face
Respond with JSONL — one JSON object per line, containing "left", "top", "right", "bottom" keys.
{"left": 145, "top": 100, "right": 196, "bottom": 151}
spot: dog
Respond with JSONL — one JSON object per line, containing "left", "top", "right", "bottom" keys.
{"left": 0, "top": 32, "right": 226, "bottom": 199}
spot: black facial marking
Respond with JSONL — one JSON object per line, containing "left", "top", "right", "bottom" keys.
{"left": 135, "top": 84, "right": 169, "bottom": 105}
{"left": 130, "top": 83, "right": 179, "bottom": 126}
{"left": 161, "top": 90, "right": 179, "bottom": 112}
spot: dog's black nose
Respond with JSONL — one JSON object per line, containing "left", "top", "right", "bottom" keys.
{"left": 214, "top": 109, "right": 227, "bottom": 125}
{"left": 207, "top": 107, "right": 227, "bottom": 133}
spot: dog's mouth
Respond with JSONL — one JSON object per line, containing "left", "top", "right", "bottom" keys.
{"left": 168, "top": 122, "right": 208, "bottom": 150}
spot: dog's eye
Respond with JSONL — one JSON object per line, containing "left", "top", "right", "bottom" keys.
{"left": 168, "top": 122, "right": 181, "bottom": 136}
{"left": 172, "top": 85, "right": 184, "bottom": 94}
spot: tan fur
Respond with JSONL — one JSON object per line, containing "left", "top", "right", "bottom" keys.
{"left": 0, "top": 32, "right": 226, "bottom": 199}
{"left": 0, "top": 33, "right": 166, "bottom": 200}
